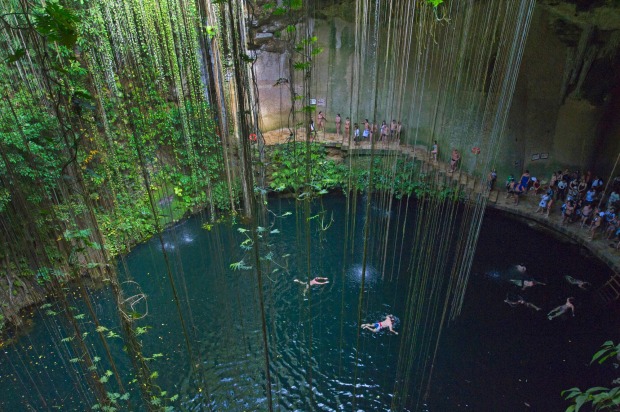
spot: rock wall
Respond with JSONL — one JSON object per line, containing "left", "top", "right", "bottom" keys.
{"left": 251, "top": 1, "right": 620, "bottom": 182}
{"left": 503, "top": 1, "right": 620, "bottom": 182}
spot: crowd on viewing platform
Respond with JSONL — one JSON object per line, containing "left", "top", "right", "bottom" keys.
{"left": 502, "top": 169, "right": 620, "bottom": 251}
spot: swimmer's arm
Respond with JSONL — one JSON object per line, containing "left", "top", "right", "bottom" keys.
{"left": 388, "top": 326, "right": 398, "bottom": 335}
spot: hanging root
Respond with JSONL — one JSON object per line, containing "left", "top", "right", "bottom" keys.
{"left": 433, "top": 6, "right": 451, "bottom": 24}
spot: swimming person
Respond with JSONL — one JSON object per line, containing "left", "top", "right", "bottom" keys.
{"left": 504, "top": 295, "right": 541, "bottom": 311}
{"left": 547, "top": 297, "right": 575, "bottom": 320}
{"left": 509, "top": 279, "right": 546, "bottom": 290}
{"left": 294, "top": 277, "right": 329, "bottom": 295}
{"left": 516, "top": 264, "right": 527, "bottom": 273}
{"left": 361, "top": 315, "right": 398, "bottom": 334}
{"left": 564, "top": 275, "right": 591, "bottom": 290}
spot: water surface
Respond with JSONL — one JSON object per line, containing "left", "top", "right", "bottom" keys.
{"left": 0, "top": 196, "right": 617, "bottom": 411}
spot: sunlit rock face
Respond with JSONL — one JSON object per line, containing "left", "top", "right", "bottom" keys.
{"left": 250, "top": 0, "right": 620, "bottom": 177}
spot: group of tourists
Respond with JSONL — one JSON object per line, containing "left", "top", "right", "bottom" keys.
{"left": 503, "top": 168, "right": 620, "bottom": 249}
{"left": 294, "top": 277, "right": 398, "bottom": 335}
{"left": 308, "top": 112, "right": 403, "bottom": 145}
{"left": 505, "top": 264, "right": 587, "bottom": 320}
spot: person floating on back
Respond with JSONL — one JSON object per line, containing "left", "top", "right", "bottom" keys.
{"left": 294, "top": 277, "right": 329, "bottom": 295}
{"left": 361, "top": 314, "right": 398, "bottom": 334}
{"left": 509, "top": 279, "right": 546, "bottom": 291}
{"left": 564, "top": 275, "right": 590, "bottom": 290}
{"left": 547, "top": 297, "right": 575, "bottom": 320}
{"left": 504, "top": 295, "right": 541, "bottom": 311}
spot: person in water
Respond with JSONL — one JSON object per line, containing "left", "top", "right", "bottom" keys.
{"left": 504, "top": 295, "right": 541, "bottom": 311}
{"left": 294, "top": 277, "right": 329, "bottom": 295}
{"left": 564, "top": 275, "right": 590, "bottom": 290}
{"left": 509, "top": 279, "right": 546, "bottom": 290}
{"left": 361, "top": 315, "right": 398, "bottom": 334}
{"left": 547, "top": 297, "right": 575, "bottom": 320}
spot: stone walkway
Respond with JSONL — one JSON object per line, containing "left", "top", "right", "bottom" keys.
{"left": 262, "top": 129, "right": 620, "bottom": 296}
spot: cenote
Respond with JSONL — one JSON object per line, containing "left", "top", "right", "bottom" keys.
{"left": 1, "top": 195, "right": 617, "bottom": 411}
{"left": 2, "top": 0, "right": 620, "bottom": 411}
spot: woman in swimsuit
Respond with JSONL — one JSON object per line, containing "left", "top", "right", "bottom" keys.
{"left": 294, "top": 277, "right": 329, "bottom": 295}
{"left": 449, "top": 149, "right": 460, "bottom": 173}
{"left": 361, "top": 315, "right": 398, "bottom": 334}
{"left": 317, "top": 111, "right": 326, "bottom": 131}
{"left": 518, "top": 170, "right": 531, "bottom": 192}
{"left": 335, "top": 113, "right": 342, "bottom": 136}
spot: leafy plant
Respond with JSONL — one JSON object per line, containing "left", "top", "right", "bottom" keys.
{"left": 562, "top": 341, "right": 620, "bottom": 411}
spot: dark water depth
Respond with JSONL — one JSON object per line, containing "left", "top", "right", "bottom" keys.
{"left": 0, "top": 196, "right": 618, "bottom": 411}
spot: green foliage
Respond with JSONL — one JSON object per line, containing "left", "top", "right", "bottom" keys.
{"left": 427, "top": 0, "right": 444, "bottom": 6}
{"left": 269, "top": 143, "right": 346, "bottom": 193}
{"left": 34, "top": 2, "right": 80, "bottom": 47}
{"left": 267, "top": 143, "right": 460, "bottom": 202}
{"left": 205, "top": 25, "right": 217, "bottom": 39}
{"left": 563, "top": 341, "right": 620, "bottom": 411}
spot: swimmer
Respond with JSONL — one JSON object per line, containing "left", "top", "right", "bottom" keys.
{"left": 564, "top": 275, "right": 591, "bottom": 290}
{"left": 516, "top": 264, "right": 527, "bottom": 273}
{"left": 361, "top": 315, "right": 398, "bottom": 334}
{"left": 504, "top": 295, "right": 541, "bottom": 311}
{"left": 547, "top": 297, "right": 575, "bottom": 320}
{"left": 509, "top": 279, "right": 546, "bottom": 290}
{"left": 294, "top": 277, "right": 329, "bottom": 295}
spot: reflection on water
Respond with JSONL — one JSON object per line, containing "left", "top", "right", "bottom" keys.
{"left": 347, "top": 263, "right": 380, "bottom": 286}
{"left": 0, "top": 197, "right": 617, "bottom": 411}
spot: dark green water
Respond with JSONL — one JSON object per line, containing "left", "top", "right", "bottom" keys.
{"left": 0, "top": 196, "right": 617, "bottom": 411}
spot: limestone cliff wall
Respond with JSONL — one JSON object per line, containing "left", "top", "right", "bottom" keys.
{"left": 504, "top": 1, "right": 620, "bottom": 181}
{"left": 251, "top": 1, "right": 620, "bottom": 182}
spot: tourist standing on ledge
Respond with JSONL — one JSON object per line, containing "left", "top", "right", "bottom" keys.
{"left": 449, "top": 148, "right": 460, "bottom": 173}
{"left": 317, "top": 111, "right": 327, "bottom": 132}
{"left": 335, "top": 113, "right": 342, "bottom": 136}
{"left": 517, "top": 170, "right": 531, "bottom": 192}
{"left": 557, "top": 177, "right": 568, "bottom": 201}
{"left": 380, "top": 121, "right": 388, "bottom": 143}
{"left": 362, "top": 123, "right": 370, "bottom": 141}
{"left": 309, "top": 119, "right": 316, "bottom": 141}
{"left": 353, "top": 123, "right": 360, "bottom": 144}
{"left": 390, "top": 119, "right": 397, "bottom": 140}
{"left": 592, "top": 175, "right": 604, "bottom": 192}
{"left": 431, "top": 141, "right": 439, "bottom": 162}
{"left": 344, "top": 117, "right": 351, "bottom": 142}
